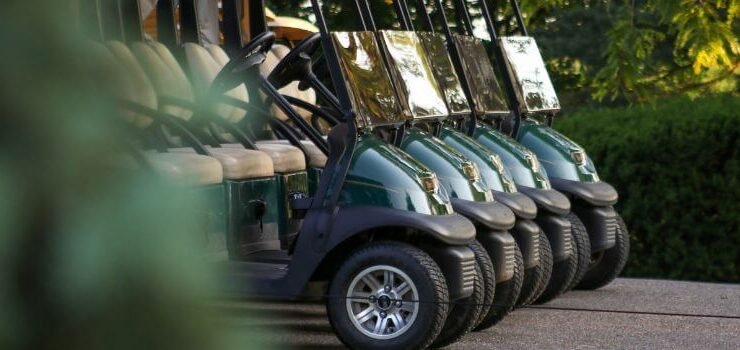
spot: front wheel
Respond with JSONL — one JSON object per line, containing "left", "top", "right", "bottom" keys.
{"left": 474, "top": 242, "right": 523, "bottom": 331}
{"left": 327, "top": 242, "right": 449, "bottom": 350}
{"left": 576, "top": 214, "right": 630, "bottom": 290}
{"left": 534, "top": 224, "right": 578, "bottom": 304}
{"left": 517, "top": 230, "right": 552, "bottom": 306}
{"left": 565, "top": 213, "right": 591, "bottom": 291}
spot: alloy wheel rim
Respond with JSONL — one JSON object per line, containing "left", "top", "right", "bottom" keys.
{"left": 345, "top": 265, "right": 419, "bottom": 340}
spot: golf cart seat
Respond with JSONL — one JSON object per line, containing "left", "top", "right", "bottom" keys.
{"left": 260, "top": 140, "right": 327, "bottom": 168}
{"left": 169, "top": 147, "right": 274, "bottom": 179}
{"left": 90, "top": 41, "right": 226, "bottom": 184}
{"left": 145, "top": 152, "right": 224, "bottom": 185}
{"left": 108, "top": 41, "right": 277, "bottom": 181}
{"left": 183, "top": 43, "right": 307, "bottom": 173}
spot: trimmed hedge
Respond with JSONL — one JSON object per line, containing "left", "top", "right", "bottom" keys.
{"left": 555, "top": 94, "right": 740, "bottom": 282}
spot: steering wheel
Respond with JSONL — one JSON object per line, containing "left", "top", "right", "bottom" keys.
{"left": 267, "top": 33, "right": 322, "bottom": 89}
{"left": 212, "top": 31, "right": 276, "bottom": 94}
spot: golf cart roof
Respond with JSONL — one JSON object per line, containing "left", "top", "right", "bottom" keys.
{"left": 417, "top": 32, "right": 472, "bottom": 116}
{"left": 451, "top": 34, "right": 510, "bottom": 115}
{"left": 499, "top": 36, "right": 560, "bottom": 113}
{"left": 377, "top": 30, "right": 449, "bottom": 120}
{"left": 331, "top": 31, "right": 409, "bottom": 128}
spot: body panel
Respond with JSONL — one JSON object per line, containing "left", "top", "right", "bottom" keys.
{"left": 517, "top": 120, "right": 600, "bottom": 183}
{"left": 340, "top": 133, "right": 453, "bottom": 215}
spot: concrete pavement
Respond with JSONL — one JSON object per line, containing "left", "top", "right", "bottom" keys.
{"left": 215, "top": 278, "right": 740, "bottom": 349}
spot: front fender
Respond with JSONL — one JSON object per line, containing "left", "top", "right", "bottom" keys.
{"left": 518, "top": 186, "right": 571, "bottom": 215}
{"left": 451, "top": 198, "right": 516, "bottom": 231}
{"left": 550, "top": 178, "right": 618, "bottom": 206}
{"left": 327, "top": 206, "right": 476, "bottom": 248}
{"left": 494, "top": 190, "right": 538, "bottom": 219}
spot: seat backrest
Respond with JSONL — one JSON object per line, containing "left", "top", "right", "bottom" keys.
{"left": 105, "top": 41, "right": 159, "bottom": 128}
{"left": 131, "top": 42, "right": 195, "bottom": 121}
{"left": 183, "top": 43, "right": 250, "bottom": 123}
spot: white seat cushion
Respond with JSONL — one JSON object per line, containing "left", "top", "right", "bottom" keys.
{"left": 260, "top": 140, "right": 327, "bottom": 168}
{"left": 255, "top": 142, "right": 306, "bottom": 173}
{"left": 169, "top": 147, "right": 274, "bottom": 180}
{"left": 223, "top": 142, "right": 306, "bottom": 173}
{"left": 145, "top": 152, "right": 223, "bottom": 185}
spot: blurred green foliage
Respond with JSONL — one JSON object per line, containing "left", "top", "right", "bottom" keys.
{"left": 0, "top": 2, "right": 262, "bottom": 349}
{"left": 556, "top": 94, "right": 740, "bottom": 282}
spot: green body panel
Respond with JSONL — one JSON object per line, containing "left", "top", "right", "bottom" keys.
{"left": 400, "top": 128, "right": 492, "bottom": 202}
{"left": 225, "top": 177, "right": 281, "bottom": 257}
{"left": 340, "top": 133, "right": 453, "bottom": 215}
{"left": 438, "top": 126, "right": 516, "bottom": 193}
{"left": 307, "top": 167, "right": 323, "bottom": 196}
{"left": 517, "top": 120, "right": 600, "bottom": 183}
{"left": 276, "top": 172, "right": 309, "bottom": 244}
{"left": 473, "top": 123, "right": 552, "bottom": 190}
{"left": 199, "top": 184, "right": 227, "bottom": 256}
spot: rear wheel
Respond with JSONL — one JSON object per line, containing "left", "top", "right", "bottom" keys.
{"left": 327, "top": 242, "right": 449, "bottom": 350}
{"left": 565, "top": 213, "right": 591, "bottom": 291}
{"left": 517, "top": 230, "right": 552, "bottom": 306}
{"left": 473, "top": 243, "right": 523, "bottom": 331}
{"left": 577, "top": 214, "right": 630, "bottom": 290}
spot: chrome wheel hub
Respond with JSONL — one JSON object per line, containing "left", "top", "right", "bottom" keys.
{"left": 346, "top": 265, "right": 419, "bottom": 340}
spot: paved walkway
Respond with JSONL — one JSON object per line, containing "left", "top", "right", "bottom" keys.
{"left": 216, "top": 278, "right": 740, "bottom": 349}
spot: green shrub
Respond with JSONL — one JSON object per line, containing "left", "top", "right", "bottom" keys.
{"left": 556, "top": 94, "right": 740, "bottom": 282}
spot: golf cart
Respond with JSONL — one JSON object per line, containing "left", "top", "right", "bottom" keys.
{"left": 392, "top": 0, "right": 581, "bottom": 304}
{"left": 471, "top": 0, "right": 630, "bottom": 290}
{"left": 235, "top": 0, "right": 526, "bottom": 344}
{"left": 94, "top": 1, "right": 486, "bottom": 349}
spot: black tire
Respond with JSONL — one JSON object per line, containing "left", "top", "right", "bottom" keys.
{"left": 431, "top": 262, "right": 484, "bottom": 348}
{"left": 534, "top": 228, "right": 578, "bottom": 304}
{"left": 577, "top": 214, "right": 630, "bottom": 290}
{"left": 565, "top": 213, "right": 591, "bottom": 291}
{"left": 473, "top": 242, "right": 524, "bottom": 331}
{"left": 467, "top": 241, "right": 496, "bottom": 328}
{"left": 327, "top": 242, "right": 449, "bottom": 350}
{"left": 516, "top": 229, "right": 553, "bottom": 306}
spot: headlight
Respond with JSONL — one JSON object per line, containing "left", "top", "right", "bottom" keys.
{"left": 462, "top": 162, "right": 481, "bottom": 182}
{"left": 420, "top": 173, "right": 440, "bottom": 194}
{"left": 525, "top": 153, "right": 540, "bottom": 173}
{"left": 490, "top": 154, "right": 505, "bottom": 173}
{"left": 571, "top": 150, "right": 586, "bottom": 165}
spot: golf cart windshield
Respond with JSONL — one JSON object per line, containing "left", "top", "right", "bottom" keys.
{"left": 331, "top": 31, "right": 408, "bottom": 128}
{"left": 377, "top": 30, "right": 449, "bottom": 120}
{"left": 450, "top": 34, "right": 509, "bottom": 115}
{"left": 499, "top": 36, "right": 561, "bottom": 113}
{"left": 417, "top": 32, "right": 472, "bottom": 115}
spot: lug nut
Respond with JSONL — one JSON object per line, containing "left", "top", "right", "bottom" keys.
{"left": 384, "top": 285, "right": 391, "bottom": 292}
{"left": 369, "top": 295, "right": 377, "bottom": 303}
{"left": 380, "top": 311, "right": 387, "bottom": 318}
{"left": 395, "top": 301, "right": 402, "bottom": 307}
